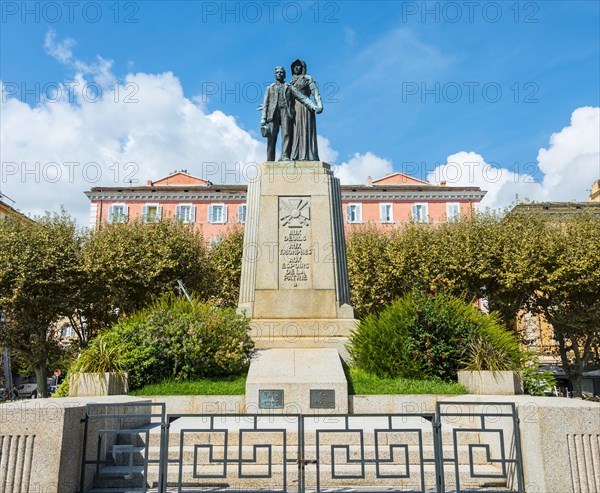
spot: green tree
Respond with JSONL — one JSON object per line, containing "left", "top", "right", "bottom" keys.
{"left": 346, "top": 226, "right": 395, "bottom": 317}
{"left": 536, "top": 212, "right": 600, "bottom": 396}
{"left": 0, "top": 212, "right": 83, "bottom": 397}
{"left": 82, "top": 220, "right": 213, "bottom": 318}
{"left": 208, "top": 226, "right": 244, "bottom": 306}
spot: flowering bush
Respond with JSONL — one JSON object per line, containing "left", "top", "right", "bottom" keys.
{"left": 76, "top": 295, "right": 254, "bottom": 389}
{"left": 348, "top": 280, "right": 524, "bottom": 381}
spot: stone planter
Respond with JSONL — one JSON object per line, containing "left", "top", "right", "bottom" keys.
{"left": 69, "top": 372, "right": 129, "bottom": 397}
{"left": 458, "top": 370, "right": 523, "bottom": 395}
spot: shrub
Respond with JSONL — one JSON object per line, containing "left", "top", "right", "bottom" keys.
{"left": 73, "top": 295, "right": 254, "bottom": 389}
{"left": 52, "top": 377, "right": 70, "bottom": 397}
{"left": 522, "top": 366, "right": 556, "bottom": 396}
{"left": 348, "top": 282, "right": 524, "bottom": 381}
{"left": 71, "top": 333, "right": 124, "bottom": 373}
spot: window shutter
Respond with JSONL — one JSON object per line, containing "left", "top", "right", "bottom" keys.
{"left": 142, "top": 205, "right": 148, "bottom": 222}
{"left": 107, "top": 205, "right": 114, "bottom": 223}
{"left": 412, "top": 204, "right": 418, "bottom": 221}
{"left": 191, "top": 206, "right": 196, "bottom": 223}
{"left": 346, "top": 205, "right": 351, "bottom": 223}
{"left": 156, "top": 205, "right": 162, "bottom": 220}
{"left": 223, "top": 206, "right": 228, "bottom": 223}
{"left": 124, "top": 205, "right": 129, "bottom": 222}
{"left": 356, "top": 205, "right": 362, "bottom": 223}
{"left": 208, "top": 205, "right": 213, "bottom": 223}
{"left": 380, "top": 204, "right": 386, "bottom": 222}
{"left": 175, "top": 205, "right": 181, "bottom": 221}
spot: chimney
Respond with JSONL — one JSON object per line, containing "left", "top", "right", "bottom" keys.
{"left": 146, "top": 180, "right": 153, "bottom": 186}
{"left": 366, "top": 176, "right": 373, "bottom": 187}
{"left": 440, "top": 180, "right": 447, "bottom": 186}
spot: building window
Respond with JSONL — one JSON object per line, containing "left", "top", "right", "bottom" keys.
{"left": 208, "top": 204, "right": 227, "bottom": 224}
{"left": 446, "top": 202, "right": 460, "bottom": 221}
{"left": 238, "top": 204, "right": 247, "bottom": 224}
{"left": 175, "top": 204, "right": 195, "bottom": 223}
{"left": 108, "top": 203, "right": 128, "bottom": 223}
{"left": 60, "top": 324, "right": 73, "bottom": 338}
{"left": 380, "top": 203, "right": 393, "bottom": 223}
{"left": 346, "top": 203, "right": 362, "bottom": 223}
{"left": 142, "top": 204, "right": 162, "bottom": 223}
{"left": 412, "top": 203, "right": 428, "bottom": 223}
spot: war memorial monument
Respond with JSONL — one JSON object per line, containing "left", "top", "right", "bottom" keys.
{"left": 240, "top": 60, "right": 355, "bottom": 413}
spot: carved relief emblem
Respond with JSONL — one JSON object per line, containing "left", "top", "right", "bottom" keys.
{"left": 280, "top": 198, "right": 310, "bottom": 226}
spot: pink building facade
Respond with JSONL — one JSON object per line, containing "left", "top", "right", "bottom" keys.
{"left": 85, "top": 171, "right": 486, "bottom": 243}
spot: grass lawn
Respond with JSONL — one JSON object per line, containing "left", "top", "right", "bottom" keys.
{"left": 346, "top": 367, "right": 467, "bottom": 395}
{"left": 128, "top": 368, "right": 466, "bottom": 396}
{"left": 129, "top": 374, "right": 247, "bottom": 396}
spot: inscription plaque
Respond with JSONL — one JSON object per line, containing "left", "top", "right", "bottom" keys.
{"left": 310, "top": 389, "right": 336, "bottom": 409}
{"left": 279, "top": 197, "right": 312, "bottom": 289}
{"left": 259, "top": 389, "right": 284, "bottom": 409}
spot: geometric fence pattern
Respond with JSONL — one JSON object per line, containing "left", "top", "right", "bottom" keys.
{"left": 79, "top": 402, "right": 524, "bottom": 493}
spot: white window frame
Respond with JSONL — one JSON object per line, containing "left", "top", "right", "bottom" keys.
{"left": 208, "top": 203, "right": 228, "bottom": 224}
{"left": 446, "top": 202, "right": 460, "bottom": 221}
{"left": 346, "top": 203, "right": 362, "bottom": 224}
{"left": 380, "top": 203, "right": 393, "bottom": 223}
{"left": 412, "top": 203, "right": 429, "bottom": 223}
{"left": 108, "top": 203, "right": 128, "bottom": 223}
{"left": 237, "top": 204, "right": 247, "bottom": 224}
{"left": 142, "top": 203, "right": 162, "bottom": 223}
{"left": 61, "top": 324, "right": 74, "bottom": 338}
{"left": 175, "top": 203, "right": 195, "bottom": 224}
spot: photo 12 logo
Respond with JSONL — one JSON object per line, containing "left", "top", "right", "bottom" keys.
{"left": 1, "top": 1, "right": 140, "bottom": 24}
{"left": 1, "top": 161, "right": 140, "bottom": 185}
{"left": 401, "top": 1, "right": 539, "bottom": 24}
{"left": 201, "top": 1, "right": 340, "bottom": 24}
{"left": 2, "top": 81, "right": 139, "bottom": 105}
{"left": 201, "top": 80, "right": 339, "bottom": 104}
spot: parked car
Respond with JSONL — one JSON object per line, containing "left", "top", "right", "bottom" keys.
{"left": 17, "top": 383, "right": 38, "bottom": 398}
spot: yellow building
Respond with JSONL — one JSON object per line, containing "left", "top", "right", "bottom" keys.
{"left": 590, "top": 180, "right": 600, "bottom": 202}
{"left": 0, "top": 193, "right": 32, "bottom": 222}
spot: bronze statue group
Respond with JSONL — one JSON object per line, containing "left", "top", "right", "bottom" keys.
{"left": 260, "top": 59, "right": 323, "bottom": 162}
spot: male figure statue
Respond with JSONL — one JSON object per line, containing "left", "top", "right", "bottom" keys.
{"left": 261, "top": 66, "right": 317, "bottom": 161}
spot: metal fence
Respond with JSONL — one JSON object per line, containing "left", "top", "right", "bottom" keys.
{"left": 79, "top": 402, "right": 524, "bottom": 493}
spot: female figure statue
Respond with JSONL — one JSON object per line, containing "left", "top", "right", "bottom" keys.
{"left": 290, "top": 59, "right": 323, "bottom": 161}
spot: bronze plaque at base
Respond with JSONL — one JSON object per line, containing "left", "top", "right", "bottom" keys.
{"left": 259, "top": 389, "right": 285, "bottom": 409}
{"left": 310, "top": 389, "right": 335, "bottom": 409}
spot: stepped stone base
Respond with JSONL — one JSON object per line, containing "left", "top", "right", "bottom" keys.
{"left": 249, "top": 318, "right": 355, "bottom": 358}
{"left": 245, "top": 348, "right": 348, "bottom": 414}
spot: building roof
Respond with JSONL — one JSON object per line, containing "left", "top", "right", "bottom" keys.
{"left": 510, "top": 201, "right": 600, "bottom": 216}
{"left": 87, "top": 171, "right": 486, "bottom": 201}
{"left": 371, "top": 172, "right": 429, "bottom": 185}
{"left": 148, "top": 171, "right": 211, "bottom": 187}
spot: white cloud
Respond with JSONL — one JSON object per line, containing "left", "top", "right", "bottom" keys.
{"left": 427, "top": 107, "right": 600, "bottom": 209}
{"left": 1, "top": 33, "right": 266, "bottom": 226}
{"left": 334, "top": 152, "right": 394, "bottom": 185}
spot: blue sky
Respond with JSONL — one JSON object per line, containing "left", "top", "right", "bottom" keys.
{"left": 1, "top": 1, "right": 599, "bottom": 224}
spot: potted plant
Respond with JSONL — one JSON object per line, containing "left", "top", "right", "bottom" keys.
{"left": 458, "top": 334, "right": 525, "bottom": 395}
{"left": 69, "top": 334, "right": 128, "bottom": 396}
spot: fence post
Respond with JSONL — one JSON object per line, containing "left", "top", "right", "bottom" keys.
{"left": 433, "top": 406, "right": 445, "bottom": 493}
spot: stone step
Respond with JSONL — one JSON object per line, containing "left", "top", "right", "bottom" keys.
{"left": 109, "top": 443, "right": 494, "bottom": 467}
{"left": 92, "top": 463, "right": 508, "bottom": 489}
